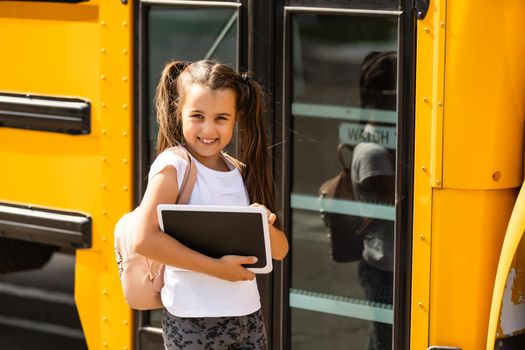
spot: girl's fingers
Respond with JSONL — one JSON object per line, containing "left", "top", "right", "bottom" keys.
{"left": 251, "top": 203, "right": 275, "bottom": 224}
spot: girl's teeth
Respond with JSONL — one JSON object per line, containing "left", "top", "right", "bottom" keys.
{"left": 201, "top": 139, "right": 215, "bottom": 144}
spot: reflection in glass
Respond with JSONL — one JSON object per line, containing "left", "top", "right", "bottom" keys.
{"left": 290, "top": 14, "right": 398, "bottom": 350}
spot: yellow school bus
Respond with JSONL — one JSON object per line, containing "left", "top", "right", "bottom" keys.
{"left": 0, "top": 0, "right": 523, "bottom": 349}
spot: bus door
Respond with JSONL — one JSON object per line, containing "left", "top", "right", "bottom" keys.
{"left": 278, "top": 1, "right": 414, "bottom": 349}
{"left": 136, "top": 1, "right": 242, "bottom": 348}
{"left": 136, "top": 0, "right": 415, "bottom": 349}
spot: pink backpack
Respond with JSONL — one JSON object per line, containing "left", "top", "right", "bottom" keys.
{"left": 114, "top": 146, "right": 197, "bottom": 310}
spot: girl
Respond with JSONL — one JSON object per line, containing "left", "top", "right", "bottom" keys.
{"left": 132, "top": 60, "right": 289, "bottom": 350}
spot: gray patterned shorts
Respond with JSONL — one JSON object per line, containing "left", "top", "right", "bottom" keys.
{"left": 162, "top": 309, "right": 267, "bottom": 350}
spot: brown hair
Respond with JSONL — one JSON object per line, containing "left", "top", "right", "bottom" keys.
{"left": 154, "top": 60, "right": 274, "bottom": 211}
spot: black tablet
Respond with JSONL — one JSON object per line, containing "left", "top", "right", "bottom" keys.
{"left": 157, "top": 204, "right": 273, "bottom": 273}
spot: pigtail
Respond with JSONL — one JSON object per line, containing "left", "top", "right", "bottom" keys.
{"left": 154, "top": 61, "right": 189, "bottom": 155}
{"left": 237, "top": 74, "right": 275, "bottom": 214}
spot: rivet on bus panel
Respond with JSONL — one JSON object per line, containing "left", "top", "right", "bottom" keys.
{"left": 435, "top": 179, "right": 441, "bottom": 185}
{"left": 101, "top": 102, "right": 106, "bottom": 108}
{"left": 122, "top": 21, "right": 127, "bottom": 27}
{"left": 122, "top": 76, "right": 127, "bottom": 82}
{"left": 102, "top": 289, "right": 108, "bottom": 295}
{"left": 123, "top": 347, "right": 129, "bottom": 350}
{"left": 421, "top": 166, "right": 427, "bottom": 172}
{"left": 102, "top": 156, "right": 107, "bottom": 162}
{"left": 122, "top": 49, "right": 128, "bottom": 55}
{"left": 423, "top": 97, "right": 428, "bottom": 103}
{"left": 102, "top": 210, "right": 107, "bottom": 216}
{"left": 100, "top": 75, "right": 106, "bottom": 80}
{"left": 122, "top": 320, "right": 129, "bottom": 325}
{"left": 102, "top": 129, "right": 107, "bottom": 135}
{"left": 102, "top": 315, "right": 108, "bottom": 321}
{"left": 122, "top": 131, "right": 128, "bottom": 137}
{"left": 438, "top": 101, "right": 443, "bottom": 107}
{"left": 100, "top": 21, "right": 106, "bottom": 26}
{"left": 418, "top": 302, "right": 424, "bottom": 308}
{"left": 102, "top": 341, "right": 108, "bottom": 348}
{"left": 123, "top": 186, "right": 128, "bottom": 192}
{"left": 122, "top": 104, "right": 128, "bottom": 109}
{"left": 419, "top": 234, "right": 425, "bottom": 240}
{"left": 102, "top": 236, "right": 107, "bottom": 242}
{"left": 101, "top": 48, "right": 106, "bottom": 53}
{"left": 101, "top": 184, "right": 107, "bottom": 189}
{"left": 440, "top": 22, "right": 445, "bottom": 28}
{"left": 424, "top": 27, "right": 430, "bottom": 33}
{"left": 122, "top": 159, "right": 128, "bottom": 164}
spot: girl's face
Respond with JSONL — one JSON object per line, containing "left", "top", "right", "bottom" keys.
{"left": 180, "top": 84, "right": 237, "bottom": 169}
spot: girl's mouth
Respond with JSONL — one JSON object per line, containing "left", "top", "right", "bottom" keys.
{"left": 198, "top": 137, "right": 218, "bottom": 145}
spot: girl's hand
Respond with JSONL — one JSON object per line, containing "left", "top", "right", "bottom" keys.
{"left": 251, "top": 203, "right": 276, "bottom": 225}
{"left": 250, "top": 203, "right": 289, "bottom": 261}
{"left": 215, "top": 255, "right": 257, "bottom": 282}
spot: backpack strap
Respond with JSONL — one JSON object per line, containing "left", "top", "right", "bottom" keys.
{"left": 168, "top": 146, "right": 197, "bottom": 204}
{"left": 144, "top": 146, "right": 196, "bottom": 280}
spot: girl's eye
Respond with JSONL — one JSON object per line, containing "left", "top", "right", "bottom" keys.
{"left": 217, "top": 115, "right": 229, "bottom": 121}
{"left": 191, "top": 114, "right": 203, "bottom": 119}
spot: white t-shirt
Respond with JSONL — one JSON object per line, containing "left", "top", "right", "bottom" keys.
{"left": 148, "top": 149, "right": 261, "bottom": 317}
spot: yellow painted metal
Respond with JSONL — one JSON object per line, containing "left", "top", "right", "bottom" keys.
{"left": 430, "top": 188, "right": 515, "bottom": 349}
{"left": 442, "top": 2, "right": 525, "bottom": 190}
{"left": 413, "top": 1, "right": 525, "bottom": 349}
{"left": 487, "top": 182, "right": 525, "bottom": 349}
{"left": 77, "top": 0, "right": 135, "bottom": 349}
{"left": 0, "top": 1, "right": 133, "bottom": 349}
{"left": 411, "top": 0, "right": 446, "bottom": 348}
{"left": 428, "top": 0, "right": 446, "bottom": 190}
{"left": 419, "top": 1, "right": 525, "bottom": 350}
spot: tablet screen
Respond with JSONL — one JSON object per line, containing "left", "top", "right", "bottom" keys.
{"left": 158, "top": 205, "right": 272, "bottom": 273}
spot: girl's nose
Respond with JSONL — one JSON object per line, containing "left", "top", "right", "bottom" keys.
{"left": 201, "top": 119, "right": 215, "bottom": 134}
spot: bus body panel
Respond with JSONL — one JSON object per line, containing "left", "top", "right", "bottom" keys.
{"left": 442, "top": 1, "right": 525, "bottom": 190}
{"left": 412, "top": 0, "right": 446, "bottom": 347}
{"left": 413, "top": 0, "right": 525, "bottom": 349}
{"left": 0, "top": 1, "right": 134, "bottom": 349}
{"left": 431, "top": 188, "right": 516, "bottom": 348}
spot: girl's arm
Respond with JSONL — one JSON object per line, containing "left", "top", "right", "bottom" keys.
{"left": 131, "top": 166, "right": 257, "bottom": 282}
{"left": 251, "top": 204, "right": 289, "bottom": 260}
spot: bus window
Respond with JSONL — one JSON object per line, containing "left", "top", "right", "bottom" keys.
{"left": 287, "top": 12, "right": 398, "bottom": 350}
{"left": 145, "top": 5, "right": 239, "bottom": 162}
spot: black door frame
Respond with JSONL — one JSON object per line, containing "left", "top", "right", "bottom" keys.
{"left": 134, "top": 0, "right": 415, "bottom": 349}
{"left": 273, "top": 1, "right": 415, "bottom": 349}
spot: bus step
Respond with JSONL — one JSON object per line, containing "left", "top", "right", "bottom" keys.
{"left": 0, "top": 251, "right": 87, "bottom": 349}
{"left": 0, "top": 282, "right": 87, "bottom": 349}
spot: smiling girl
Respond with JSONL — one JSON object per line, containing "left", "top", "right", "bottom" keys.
{"left": 131, "top": 60, "right": 288, "bottom": 350}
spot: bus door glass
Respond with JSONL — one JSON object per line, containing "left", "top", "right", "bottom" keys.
{"left": 139, "top": 2, "right": 239, "bottom": 345}
{"left": 144, "top": 3, "right": 239, "bottom": 161}
{"left": 286, "top": 9, "right": 400, "bottom": 350}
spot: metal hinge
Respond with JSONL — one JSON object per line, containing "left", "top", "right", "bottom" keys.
{"left": 412, "top": 0, "right": 430, "bottom": 20}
